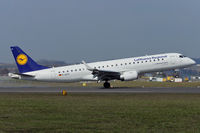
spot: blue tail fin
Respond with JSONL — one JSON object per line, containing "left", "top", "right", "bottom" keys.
{"left": 10, "top": 46, "right": 49, "bottom": 73}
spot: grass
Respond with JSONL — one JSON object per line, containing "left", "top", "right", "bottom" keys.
{"left": 0, "top": 93, "right": 200, "bottom": 132}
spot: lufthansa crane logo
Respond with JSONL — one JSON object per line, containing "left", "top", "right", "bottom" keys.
{"left": 17, "top": 54, "right": 28, "bottom": 65}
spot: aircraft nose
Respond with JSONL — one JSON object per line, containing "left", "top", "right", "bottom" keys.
{"left": 189, "top": 58, "right": 196, "bottom": 65}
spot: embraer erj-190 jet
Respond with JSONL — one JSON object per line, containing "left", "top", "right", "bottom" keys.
{"left": 9, "top": 46, "right": 196, "bottom": 88}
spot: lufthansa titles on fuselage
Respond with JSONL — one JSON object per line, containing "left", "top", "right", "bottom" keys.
{"left": 134, "top": 55, "right": 167, "bottom": 62}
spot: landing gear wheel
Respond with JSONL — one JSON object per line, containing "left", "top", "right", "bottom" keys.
{"left": 104, "top": 82, "right": 111, "bottom": 88}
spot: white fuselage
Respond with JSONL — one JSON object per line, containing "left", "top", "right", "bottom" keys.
{"left": 22, "top": 53, "right": 195, "bottom": 82}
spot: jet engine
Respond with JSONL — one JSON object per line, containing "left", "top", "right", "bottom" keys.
{"left": 120, "top": 71, "right": 138, "bottom": 81}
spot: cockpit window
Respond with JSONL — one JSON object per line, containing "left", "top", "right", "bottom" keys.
{"left": 179, "top": 55, "right": 186, "bottom": 58}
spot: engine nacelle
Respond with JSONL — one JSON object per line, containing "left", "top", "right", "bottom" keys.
{"left": 120, "top": 71, "right": 138, "bottom": 81}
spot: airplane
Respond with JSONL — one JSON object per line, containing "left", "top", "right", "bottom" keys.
{"left": 8, "top": 46, "right": 196, "bottom": 88}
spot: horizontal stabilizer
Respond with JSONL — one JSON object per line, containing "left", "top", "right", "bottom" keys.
{"left": 8, "top": 73, "right": 35, "bottom": 79}
{"left": 13, "top": 73, "right": 35, "bottom": 77}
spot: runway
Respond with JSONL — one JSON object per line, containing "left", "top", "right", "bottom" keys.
{"left": 1, "top": 86, "right": 200, "bottom": 93}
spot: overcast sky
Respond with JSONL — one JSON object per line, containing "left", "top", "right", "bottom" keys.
{"left": 1, "top": 0, "right": 200, "bottom": 63}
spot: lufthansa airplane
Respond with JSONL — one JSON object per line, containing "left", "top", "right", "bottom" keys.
{"left": 9, "top": 46, "right": 196, "bottom": 88}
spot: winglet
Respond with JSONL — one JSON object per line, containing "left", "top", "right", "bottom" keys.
{"left": 82, "top": 60, "right": 93, "bottom": 71}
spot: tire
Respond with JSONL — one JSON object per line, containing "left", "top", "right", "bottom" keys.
{"left": 104, "top": 82, "right": 111, "bottom": 88}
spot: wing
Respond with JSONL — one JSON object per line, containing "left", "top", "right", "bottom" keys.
{"left": 82, "top": 61, "right": 121, "bottom": 81}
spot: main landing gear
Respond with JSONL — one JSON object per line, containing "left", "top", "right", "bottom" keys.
{"left": 103, "top": 81, "right": 111, "bottom": 88}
